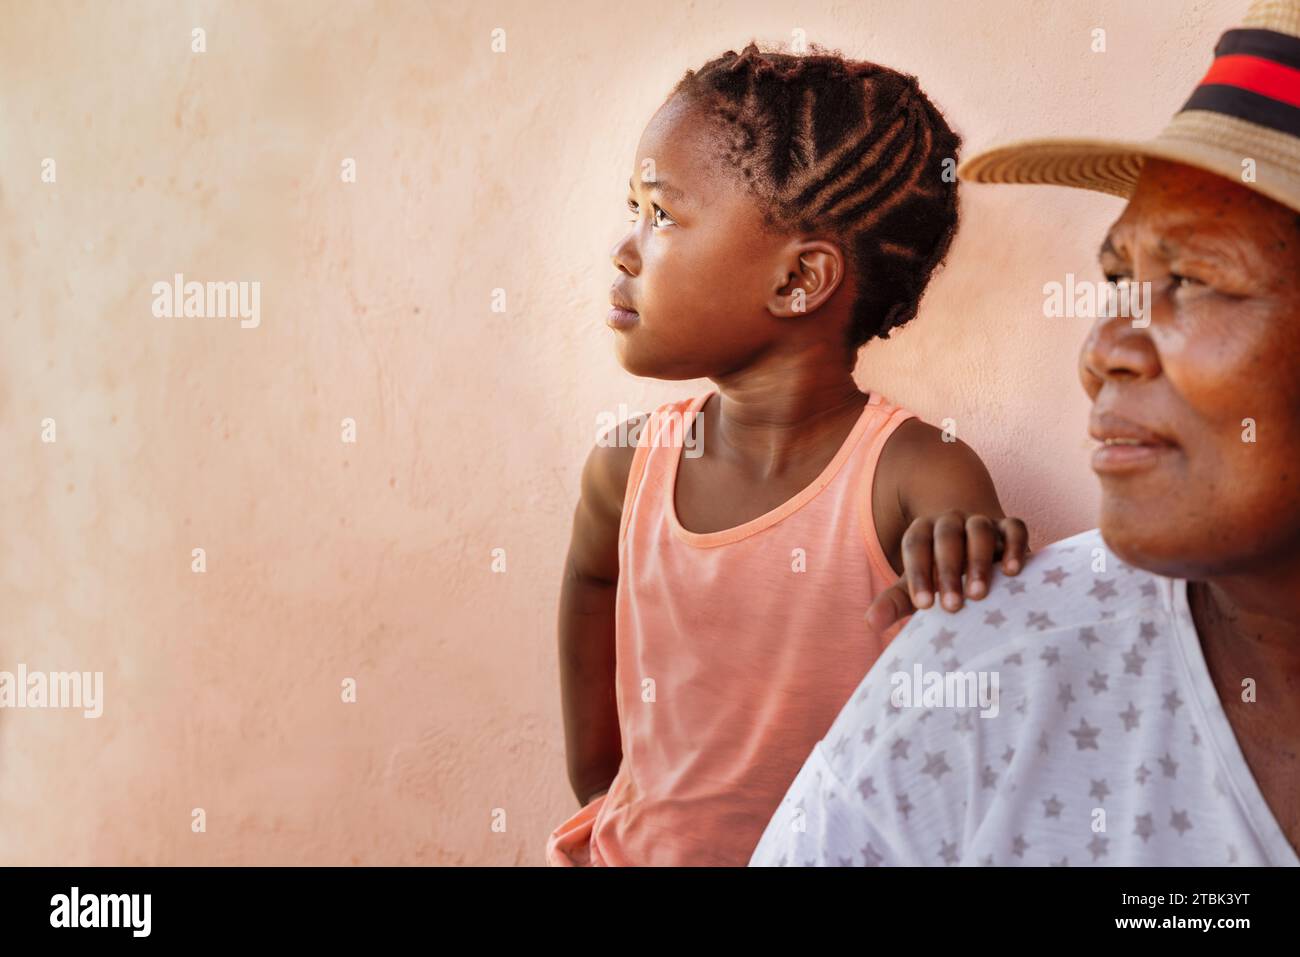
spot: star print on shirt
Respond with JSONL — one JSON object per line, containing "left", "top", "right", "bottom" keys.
{"left": 1068, "top": 717, "right": 1101, "bottom": 750}
{"left": 747, "top": 528, "right": 1300, "bottom": 869}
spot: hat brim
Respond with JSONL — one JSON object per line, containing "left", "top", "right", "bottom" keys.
{"left": 958, "top": 138, "right": 1149, "bottom": 199}
{"left": 957, "top": 134, "right": 1300, "bottom": 211}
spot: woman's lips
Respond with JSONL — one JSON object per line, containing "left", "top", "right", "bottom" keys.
{"left": 1091, "top": 439, "right": 1176, "bottom": 474}
{"left": 1088, "top": 413, "right": 1178, "bottom": 475}
{"left": 606, "top": 306, "right": 639, "bottom": 330}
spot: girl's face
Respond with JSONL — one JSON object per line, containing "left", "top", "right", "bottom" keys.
{"left": 608, "top": 94, "right": 833, "bottom": 379}
{"left": 1082, "top": 159, "right": 1300, "bottom": 579}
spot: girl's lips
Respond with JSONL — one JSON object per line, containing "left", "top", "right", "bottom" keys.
{"left": 606, "top": 307, "right": 639, "bottom": 330}
{"left": 1091, "top": 440, "right": 1176, "bottom": 474}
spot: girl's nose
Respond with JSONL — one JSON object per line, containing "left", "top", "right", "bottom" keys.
{"left": 610, "top": 228, "right": 640, "bottom": 276}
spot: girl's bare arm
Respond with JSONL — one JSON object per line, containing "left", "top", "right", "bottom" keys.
{"left": 557, "top": 417, "right": 646, "bottom": 805}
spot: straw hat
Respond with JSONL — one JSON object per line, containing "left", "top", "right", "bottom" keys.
{"left": 958, "top": 0, "right": 1300, "bottom": 214}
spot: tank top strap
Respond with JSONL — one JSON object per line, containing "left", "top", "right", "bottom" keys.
{"left": 617, "top": 395, "right": 700, "bottom": 547}
{"left": 852, "top": 395, "right": 918, "bottom": 582}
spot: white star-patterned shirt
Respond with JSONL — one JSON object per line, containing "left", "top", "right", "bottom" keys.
{"left": 749, "top": 529, "right": 1299, "bottom": 867}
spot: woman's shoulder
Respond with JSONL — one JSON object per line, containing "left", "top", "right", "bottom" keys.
{"left": 888, "top": 528, "right": 1169, "bottom": 668}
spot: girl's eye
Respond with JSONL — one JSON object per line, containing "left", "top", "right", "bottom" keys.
{"left": 652, "top": 205, "right": 676, "bottom": 227}
{"left": 625, "top": 198, "right": 675, "bottom": 227}
{"left": 1171, "top": 273, "right": 1202, "bottom": 291}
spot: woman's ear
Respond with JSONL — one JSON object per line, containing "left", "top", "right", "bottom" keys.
{"left": 768, "top": 241, "right": 845, "bottom": 318}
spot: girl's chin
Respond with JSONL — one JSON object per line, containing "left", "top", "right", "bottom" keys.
{"left": 612, "top": 334, "right": 720, "bottom": 380}
{"left": 612, "top": 347, "right": 662, "bottom": 380}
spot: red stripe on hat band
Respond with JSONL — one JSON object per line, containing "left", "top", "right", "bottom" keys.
{"left": 1198, "top": 54, "right": 1300, "bottom": 109}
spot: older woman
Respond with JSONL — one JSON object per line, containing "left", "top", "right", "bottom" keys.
{"left": 749, "top": 0, "right": 1300, "bottom": 866}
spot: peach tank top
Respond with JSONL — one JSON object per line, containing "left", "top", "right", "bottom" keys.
{"left": 547, "top": 389, "right": 916, "bottom": 866}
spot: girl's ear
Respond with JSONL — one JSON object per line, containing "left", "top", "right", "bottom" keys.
{"left": 768, "top": 242, "right": 845, "bottom": 319}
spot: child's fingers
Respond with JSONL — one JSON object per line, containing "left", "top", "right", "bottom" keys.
{"left": 932, "top": 511, "right": 967, "bottom": 612}
{"left": 865, "top": 578, "right": 914, "bottom": 636}
{"left": 998, "top": 517, "right": 1029, "bottom": 573}
{"left": 964, "top": 514, "right": 998, "bottom": 599}
{"left": 901, "top": 518, "right": 936, "bottom": 609}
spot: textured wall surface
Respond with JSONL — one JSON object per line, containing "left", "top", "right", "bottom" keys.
{"left": 0, "top": 0, "right": 1243, "bottom": 864}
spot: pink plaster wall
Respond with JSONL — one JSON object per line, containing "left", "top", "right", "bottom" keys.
{"left": 0, "top": 0, "right": 1246, "bottom": 864}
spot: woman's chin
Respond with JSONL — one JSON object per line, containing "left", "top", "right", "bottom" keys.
{"left": 1098, "top": 522, "right": 1223, "bottom": 581}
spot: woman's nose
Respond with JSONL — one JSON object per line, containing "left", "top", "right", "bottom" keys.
{"left": 1079, "top": 310, "right": 1162, "bottom": 395}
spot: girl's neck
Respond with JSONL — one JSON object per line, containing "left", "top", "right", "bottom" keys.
{"left": 703, "top": 362, "right": 868, "bottom": 474}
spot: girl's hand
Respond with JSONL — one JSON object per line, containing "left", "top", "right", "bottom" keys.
{"left": 865, "top": 512, "right": 1028, "bottom": 635}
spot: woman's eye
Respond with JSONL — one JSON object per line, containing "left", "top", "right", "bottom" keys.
{"left": 1170, "top": 273, "right": 1202, "bottom": 291}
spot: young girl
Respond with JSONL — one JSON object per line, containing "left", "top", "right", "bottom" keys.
{"left": 550, "top": 42, "right": 1026, "bottom": 866}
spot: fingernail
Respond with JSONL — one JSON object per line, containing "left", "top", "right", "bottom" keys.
{"left": 1006, "top": 560, "right": 1021, "bottom": 574}
{"left": 968, "top": 579, "right": 986, "bottom": 598}
{"left": 914, "top": 590, "right": 932, "bottom": 607}
{"left": 943, "top": 592, "right": 961, "bottom": 611}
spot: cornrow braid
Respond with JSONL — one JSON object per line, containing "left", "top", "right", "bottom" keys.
{"left": 672, "top": 40, "right": 962, "bottom": 351}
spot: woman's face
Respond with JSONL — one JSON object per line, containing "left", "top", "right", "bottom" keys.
{"left": 1082, "top": 159, "right": 1300, "bottom": 579}
{"left": 608, "top": 94, "right": 836, "bottom": 379}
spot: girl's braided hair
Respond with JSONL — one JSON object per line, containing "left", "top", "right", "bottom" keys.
{"left": 672, "top": 41, "right": 962, "bottom": 350}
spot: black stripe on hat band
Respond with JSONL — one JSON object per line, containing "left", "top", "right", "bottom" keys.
{"left": 1215, "top": 28, "right": 1300, "bottom": 71}
{"left": 1180, "top": 83, "right": 1300, "bottom": 138}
